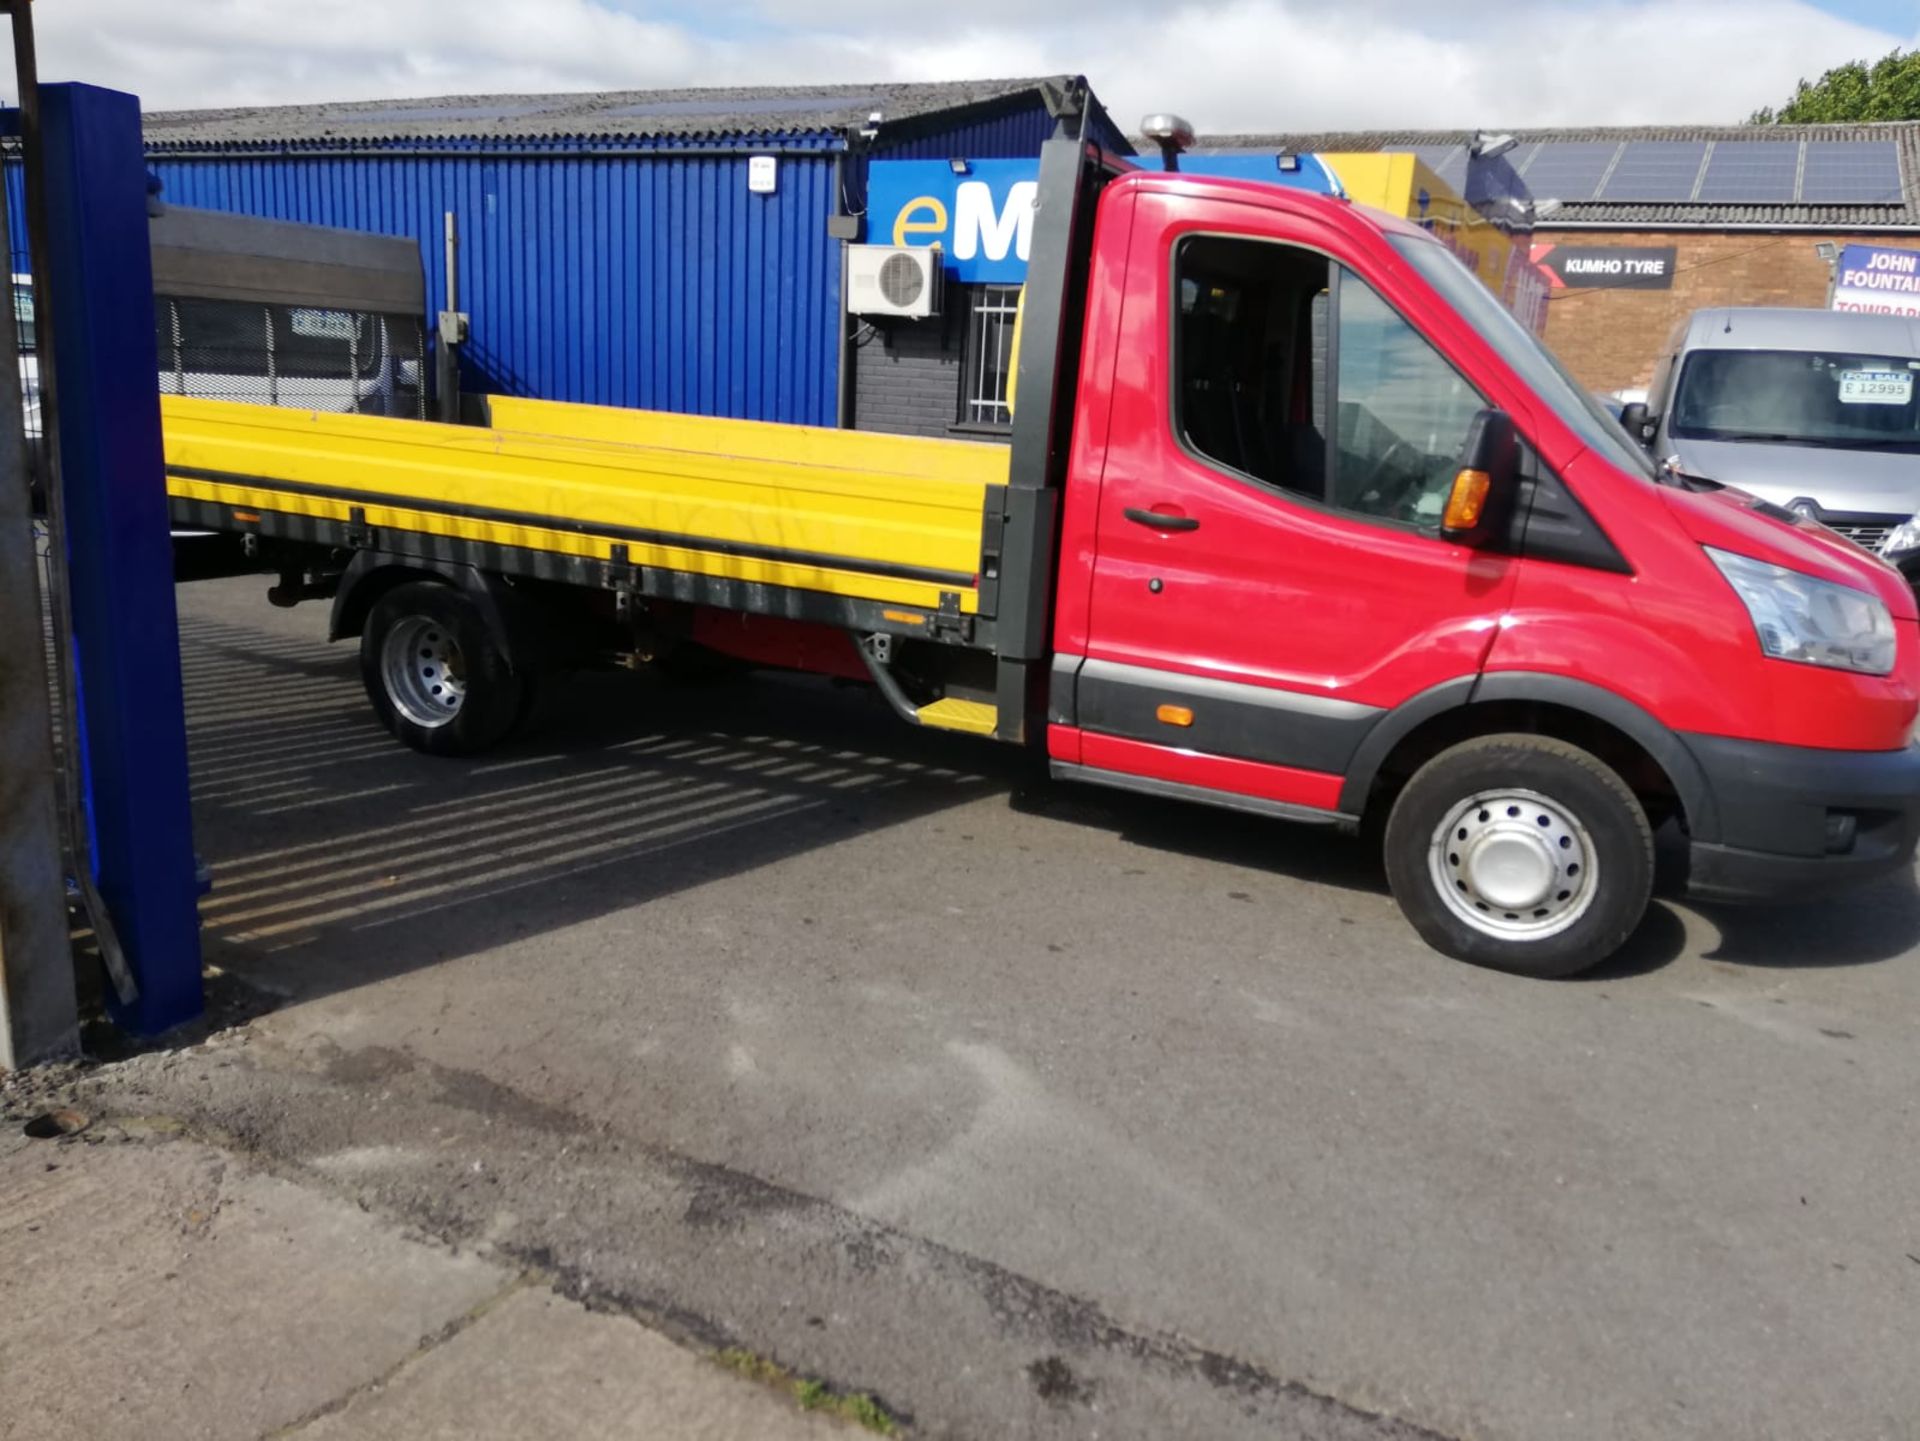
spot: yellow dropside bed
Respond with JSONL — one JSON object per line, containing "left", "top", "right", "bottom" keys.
{"left": 162, "top": 395, "right": 1009, "bottom": 614}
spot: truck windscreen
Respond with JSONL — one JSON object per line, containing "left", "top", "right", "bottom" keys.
{"left": 1671, "top": 349, "right": 1920, "bottom": 451}
{"left": 1389, "top": 235, "right": 1656, "bottom": 481}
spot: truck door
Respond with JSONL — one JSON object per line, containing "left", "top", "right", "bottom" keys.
{"left": 1065, "top": 191, "right": 1522, "bottom": 813}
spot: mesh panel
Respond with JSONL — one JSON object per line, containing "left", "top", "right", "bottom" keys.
{"left": 155, "top": 295, "right": 426, "bottom": 419}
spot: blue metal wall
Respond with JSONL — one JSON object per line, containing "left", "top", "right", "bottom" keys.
{"left": 113, "top": 99, "right": 1123, "bottom": 427}
{"left": 147, "top": 135, "right": 843, "bottom": 425}
{"left": 875, "top": 96, "right": 1131, "bottom": 161}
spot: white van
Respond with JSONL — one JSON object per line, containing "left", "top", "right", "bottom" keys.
{"left": 1631, "top": 308, "right": 1920, "bottom": 553}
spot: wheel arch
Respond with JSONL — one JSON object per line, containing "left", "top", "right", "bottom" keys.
{"left": 1342, "top": 673, "right": 1718, "bottom": 841}
{"left": 330, "top": 553, "right": 533, "bottom": 673}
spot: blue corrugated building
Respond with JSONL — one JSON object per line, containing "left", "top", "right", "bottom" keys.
{"left": 137, "top": 77, "right": 1128, "bottom": 430}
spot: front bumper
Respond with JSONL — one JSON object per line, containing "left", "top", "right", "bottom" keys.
{"left": 1681, "top": 732, "right": 1920, "bottom": 903}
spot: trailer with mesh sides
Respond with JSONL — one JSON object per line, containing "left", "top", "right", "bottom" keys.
{"left": 148, "top": 205, "right": 426, "bottom": 577}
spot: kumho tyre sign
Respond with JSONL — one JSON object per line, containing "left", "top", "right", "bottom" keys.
{"left": 1530, "top": 244, "right": 1677, "bottom": 291}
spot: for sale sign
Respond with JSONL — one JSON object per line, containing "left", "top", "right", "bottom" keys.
{"left": 1831, "top": 244, "right": 1920, "bottom": 318}
{"left": 1530, "top": 244, "right": 1677, "bottom": 291}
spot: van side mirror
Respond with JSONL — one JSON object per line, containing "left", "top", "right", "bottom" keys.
{"left": 1441, "top": 408, "right": 1519, "bottom": 545}
{"left": 1617, "top": 401, "right": 1655, "bottom": 445}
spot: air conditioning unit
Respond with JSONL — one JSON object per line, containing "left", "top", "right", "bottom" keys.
{"left": 847, "top": 245, "right": 943, "bottom": 319}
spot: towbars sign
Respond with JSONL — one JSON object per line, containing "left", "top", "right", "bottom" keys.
{"left": 866, "top": 160, "right": 1040, "bottom": 284}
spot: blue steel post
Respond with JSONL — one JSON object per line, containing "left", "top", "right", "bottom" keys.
{"left": 37, "top": 84, "right": 202, "bottom": 1033}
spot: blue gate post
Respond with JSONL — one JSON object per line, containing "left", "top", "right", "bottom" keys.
{"left": 36, "top": 83, "right": 202, "bottom": 1033}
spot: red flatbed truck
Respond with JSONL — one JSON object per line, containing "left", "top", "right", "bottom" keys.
{"left": 163, "top": 116, "right": 1920, "bottom": 977}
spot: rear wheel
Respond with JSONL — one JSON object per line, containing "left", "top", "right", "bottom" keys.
{"left": 1383, "top": 734, "right": 1653, "bottom": 978}
{"left": 361, "top": 581, "right": 526, "bottom": 757}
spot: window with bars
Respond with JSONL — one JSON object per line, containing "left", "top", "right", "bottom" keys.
{"left": 959, "top": 284, "right": 1020, "bottom": 428}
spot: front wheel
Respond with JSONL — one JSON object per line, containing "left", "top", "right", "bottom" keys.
{"left": 1383, "top": 735, "right": 1653, "bottom": 978}
{"left": 360, "top": 581, "right": 528, "bottom": 757}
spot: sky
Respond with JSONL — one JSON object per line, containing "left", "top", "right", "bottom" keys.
{"left": 27, "top": 0, "right": 1920, "bottom": 134}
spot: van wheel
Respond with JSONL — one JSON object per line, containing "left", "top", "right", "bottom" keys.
{"left": 361, "top": 581, "right": 526, "bottom": 757}
{"left": 1383, "top": 735, "right": 1653, "bottom": 978}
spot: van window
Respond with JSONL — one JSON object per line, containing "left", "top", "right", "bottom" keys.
{"left": 1172, "top": 235, "right": 1486, "bottom": 528}
{"left": 1670, "top": 349, "right": 1920, "bottom": 452}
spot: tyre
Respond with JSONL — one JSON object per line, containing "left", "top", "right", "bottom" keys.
{"left": 360, "top": 581, "right": 527, "bottom": 757}
{"left": 1382, "top": 734, "right": 1653, "bottom": 978}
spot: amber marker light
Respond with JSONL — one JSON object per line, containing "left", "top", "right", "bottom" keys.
{"left": 1442, "top": 469, "right": 1492, "bottom": 532}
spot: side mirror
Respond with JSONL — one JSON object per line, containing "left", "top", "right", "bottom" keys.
{"left": 1441, "top": 408, "right": 1520, "bottom": 545}
{"left": 1617, "top": 401, "right": 1655, "bottom": 446}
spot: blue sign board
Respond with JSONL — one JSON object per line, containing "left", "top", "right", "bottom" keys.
{"left": 866, "top": 153, "right": 1341, "bottom": 285}
{"left": 866, "top": 159, "right": 1044, "bottom": 284}
{"left": 1832, "top": 243, "right": 1920, "bottom": 318}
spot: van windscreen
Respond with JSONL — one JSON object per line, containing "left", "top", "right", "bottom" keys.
{"left": 1671, "top": 350, "right": 1920, "bottom": 451}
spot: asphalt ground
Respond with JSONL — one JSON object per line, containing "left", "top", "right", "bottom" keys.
{"left": 55, "top": 575, "right": 1920, "bottom": 1439}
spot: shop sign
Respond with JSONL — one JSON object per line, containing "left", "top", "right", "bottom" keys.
{"left": 1831, "top": 244, "right": 1920, "bottom": 318}
{"left": 1530, "top": 244, "right": 1677, "bottom": 291}
{"left": 866, "top": 160, "right": 1042, "bottom": 284}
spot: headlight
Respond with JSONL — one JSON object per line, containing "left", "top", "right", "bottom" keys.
{"left": 1707, "top": 547, "right": 1896, "bottom": 675}
{"left": 1883, "top": 516, "right": 1920, "bottom": 558}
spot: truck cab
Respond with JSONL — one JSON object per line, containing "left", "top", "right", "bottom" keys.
{"left": 1045, "top": 168, "right": 1919, "bottom": 973}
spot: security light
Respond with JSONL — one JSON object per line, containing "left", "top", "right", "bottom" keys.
{"left": 948, "top": 157, "right": 971, "bottom": 175}
{"left": 1814, "top": 242, "right": 1839, "bottom": 263}
{"left": 1472, "top": 131, "right": 1519, "bottom": 161}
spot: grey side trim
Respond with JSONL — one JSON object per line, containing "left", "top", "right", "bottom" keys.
{"left": 1081, "top": 658, "right": 1379, "bottom": 720}
{"left": 1048, "top": 651, "right": 1085, "bottom": 726}
{"left": 1050, "top": 761, "right": 1352, "bottom": 827}
{"left": 1076, "top": 658, "right": 1383, "bottom": 776}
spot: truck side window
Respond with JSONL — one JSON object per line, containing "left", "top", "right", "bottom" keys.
{"left": 1331, "top": 276, "right": 1488, "bottom": 526}
{"left": 1173, "top": 236, "right": 1487, "bottom": 530}
{"left": 1174, "top": 236, "right": 1331, "bottom": 499}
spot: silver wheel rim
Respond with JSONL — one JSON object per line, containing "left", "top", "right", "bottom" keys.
{"left": 381, "top": 615, "right": 466, "bottom": 728}
{"left": 1428, "top": 788, "right": 1597, "bottom": 941}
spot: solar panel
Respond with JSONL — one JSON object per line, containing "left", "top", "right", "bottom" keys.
{"left": 1410, "top": 144, "right": 1468, "bottom": 190}
{"left": 1695, "top": 140, "right": 1801, "bottom": 203}
{"left": 1598, "top": 141, "right": 1707, "bottom": 201}
{"left": 1518, "top": 142, "right": 1622, "bottom": 202}
{"left": 1799, "top": 140, "right": 1903, "bottom": 204}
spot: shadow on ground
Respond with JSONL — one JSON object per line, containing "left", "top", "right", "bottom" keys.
{"left": 171, "top": 601, "right": 1913, "bottom": 1008}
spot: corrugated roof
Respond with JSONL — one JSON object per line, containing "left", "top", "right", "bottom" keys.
{"left": 1199, "top": 122, "right": 1920, "bottom": 227}
{"left": 144, "top": 77, "right": 1096, "bottom": 151}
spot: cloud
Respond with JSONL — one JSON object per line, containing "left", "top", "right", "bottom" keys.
{"left": 24, "top": 0, "right": 1908, "bottom": 132}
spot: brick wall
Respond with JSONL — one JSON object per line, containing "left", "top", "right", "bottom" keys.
{"left": 850, "top": 306, "right": 964, "bottom": 439}
{"left": 1538, "top": 229, "right": 1919, "bottom": 396}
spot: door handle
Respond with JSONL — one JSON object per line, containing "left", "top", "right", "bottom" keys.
{"left": 1123, "top": 506, "right": 1200, "bottom": 533}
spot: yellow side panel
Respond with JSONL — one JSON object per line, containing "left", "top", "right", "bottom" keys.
{"left": 162, "top": 396, "right": 1002, "bottom": 613}
{"left": 1320, "top": 151, "right": 1418, "bottom": 216}
{"left": 488, "top": 395, "right": 1009, "bottom": 489}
